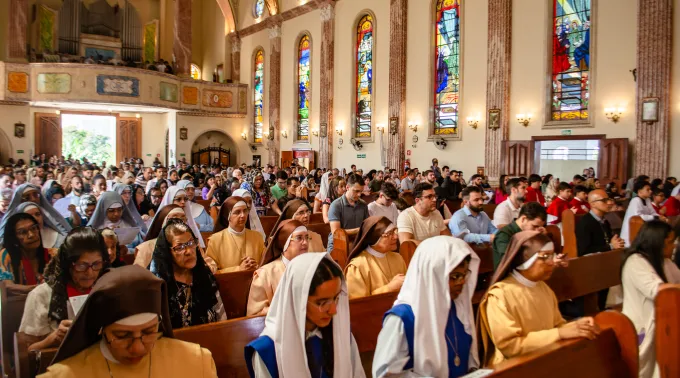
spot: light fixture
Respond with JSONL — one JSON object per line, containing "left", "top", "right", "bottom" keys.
{"left": 466, "top": 115, "right": 480, "bottom": 129}
{"left": 516, "top": 113, "right": 532, "bottom": 127}
{"left": 376, "top": 124, "right": 385, "bottom": 134}
{"left": 408, "top": 122, "right": 418, "bottom": 132}
{"left": 241, "top": 132, "right": 247, "bottom": 140}
{"left": 55, "top": 110, "right": 60, "bottom": 115}
{"left": 335, "top": 128, "right": 343, "bottom": 136}
{"left": 605, "top": 107, "right": 624, "bottom": 123}
{"left": 312, "top": 129, "right": 319, "bottom": 137}
{"left": 135, "top": 113, "right": 141, "bottom": 119}
{"left": 108, "top": 108, "right": 113, "bottom": 113}
{"left": 281, "top": 130, "right": 288, "bottom": 138}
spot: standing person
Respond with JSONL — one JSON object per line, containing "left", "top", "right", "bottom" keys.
{"left": 621, "top": 181, "right": 667, "bottom": 246}
{"left": 397, "top": 183, "right": 451, "bottom": 244}
{"left": 525, "top": 174, "right": 545, "bottom": 206}
{"left": 38, "top": 265, "right": 218, "bottom": 377}
{"left": 492, "top": 178, "right": 527, "bottom": 228}
{"left": 576, "top": 189, "right": 625, "bottom": 256}
{"left": 372, "top": 237, "right": 480, "bottom": 377}
{"left": 327, "top": 173, "right": 370, "bottom": 252}
{"left": 251, "top": 174, "right": 272, "bottom": 217}
{"left": 367, "top": 183, "right": 400, "bottom": 225}
{"left": 431, "top": 158, "right": 442, "bottom": 183}
{"left": 621, "top": 221, "right": 680, "bottom": 378}
{"left": 322, "top": 176, "right": 346, "bottom": 224}
{"left": 313, "top": 171, "right": 332, "bottom": 214}
{"left": 244, "top": 254, "right": 366, "bottom": 378}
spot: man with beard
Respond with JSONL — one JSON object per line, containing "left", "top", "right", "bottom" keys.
{"left": 66, "top": 175, "right": 85, "bottom": 200}
{"left": 441, "top": 169, "right": 464, "bottom": 200}
{"left": 493, "top": 178, "right": 527, "bottom": 228}
{"left": 448, "top": 186, "right": 497, "bottom": 244}
{"left": 81, "top": 164, "right": 94, "bottom": 193}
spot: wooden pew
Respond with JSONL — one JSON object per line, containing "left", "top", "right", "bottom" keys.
{"left": 629, "top": 215, "right": 644, "bottom": 243}
{"left": 200, "top": 232, "right": 213, "bottom": 244}
{"left": 360, "top": 193, "right": 376, "bottom": 204}
{"left": 444, "top": 199, "right": 462, "bottom": 214}
{"left": 545, "top": 225, "right": 563, "bottom": 254}
{"left": 561, "top": 210, "right": 584, "bottom": 258}
{"left": 482, "top": 203, "right": 497, "bottom": 220}
{"left": 330, "top": 229, "right": 350, "bottom": 268}
{"left": 214, "top": 270, "right": 254, "bottom": 319}
{"left": 260, "top": 215, "right": 278, "bottom": 238}
{"left": 400, "top": 192, "right": 415, "bottom": 206}
{"left": 655, "top": 283, "right": 680, "bottom": 378}
{"left": 488, "top": 310, "right": 638, "bottom": 378}
{"left": 210, "top": 206, "right": 219, "bottom": 226}
{"left": 399, "top": 240, "right": 417, "bottom": 267}
{"left": 306, "top": 222, "right": 330, "bottom": 248}
{"left": 121, "top": 253, "right": 136, "bottom": 265}
{"left": 195, "top": 199, "right": 211, "bottom": 212}
{"left": 309, "top": 212, "right": 324, "bottom": 224}
{"left": 1, "top": 284, "right": 29, "bottom": 378}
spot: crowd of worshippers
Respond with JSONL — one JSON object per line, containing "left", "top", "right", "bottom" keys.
{"left": 0, "top": 154, "right": 678, "bottom": 377}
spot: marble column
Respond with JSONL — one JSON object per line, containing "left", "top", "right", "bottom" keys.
{"left": 173, "top": 0, "right": 192, "bottom": 77}
{"left": 229, "top": 32, "right": 241, "bottom": 83}
{"left": 318, "top": 1, "right": 335, "bottom": 169}
{"left": 387, "top": 0, "right": 407, "bottom": 174}
{"left": 634, "top": 0, "right": 672, "bottom": 178}
{"left": 267, "top": 20, "right": 283, "bottom": 166}
{"left": 8, "top": 0, "right": 28, "bottom": 62}
{"left": 484, "top": 0, "right": 512, "bottom": 180}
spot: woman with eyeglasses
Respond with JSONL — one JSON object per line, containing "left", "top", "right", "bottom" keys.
{"left": 39, "top": 265, "right": 218, "bottom": 377}
{"left": 478, "top": 231, "right": 600, "bottom": 367}
{"left": 101, "top": 229, "right": 127, "bottom": 268}
{"left": 206, "top": 196, "right": 265, "bottom": 273}
{"left": 245, "top": 253, "right": 365, "bottom": 378}
{"left": 247, "top": 220, "right": 311, "bottom": 316}
{"left": 176, "top": 180, "right": 214, "bottom": 232}
{"left": 19, "top": 201, "right": 68, "bottom": 249}
{"left": 150, "top": 222, "right": 226, "bottom": 329}
{"left": 373, "top": 236, "right": 479, "bottom": 377}
{"left": 344, "top": 216, "right": 406, "bottom": 300}
{"left": 268, "top": 199, "right": 325, "bottom": 252}
{"left": 18, "top": 227, "right": 109, "bottom": 351}
{"left": 134, "top": 205, "right": 193, "bottom": 269}
{"left": 157, "top": 186, "right": 206, "bottom": 248}
{"left": 0, "top": 213, "right": 52, "bottom": 293}
{"left": 87, "top": 192, "right": 144, "bottom": 249}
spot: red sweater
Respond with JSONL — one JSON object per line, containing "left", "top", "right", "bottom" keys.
{"left": 569, "top": 198, "right": 590, "bottom": 215}
{"left": 662, "top": 196, "right": 680, "bottom": 217}
{"left": 546, "top": 196, "right": 571, "bottom": 224}
{"left": 525, "top": 186, "right": 545, "bottom": 206}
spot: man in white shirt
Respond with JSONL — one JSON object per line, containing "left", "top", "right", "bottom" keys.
{"left": 493, "top": 178, "right": 527, "bottom": 228}
{"left": 397, "top": 182, "right": 451, "bottom": 244}
{"left": 368, "top": 182, "right": 400, "bottom": 224}
{"left": 621, "top": 180, "right": 667, "bottom": 246}
{"left": 145, "top": 166, "right": 170, "bottom": 194}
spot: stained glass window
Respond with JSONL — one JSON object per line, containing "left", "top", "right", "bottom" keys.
{"left": 190, "top": 64, "right": 200, "bottom": 80}
{"left": 434, "top": 0, "right": 460, "bottom": 136}
{"left": 355, "top": 14, "right": 373, "bottom": 138}
{"left": 551, "top": 0, "right": 591, "bottom": 121}
{"left": 297, "top": 35, "right": 311, "bottom": 141}
{"left": 253, "top": 0, "right": 265, "bottom": 18}
{"left": 253, "top": 49, "right": 264, "bottom": 144}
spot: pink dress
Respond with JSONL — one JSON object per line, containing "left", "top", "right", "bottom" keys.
{"left": 494, "top": 190, "right": 508, "bottom": 204}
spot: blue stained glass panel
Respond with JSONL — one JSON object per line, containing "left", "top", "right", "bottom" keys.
{"left": 434, "top": 0, "right": 460, "bottom": 136}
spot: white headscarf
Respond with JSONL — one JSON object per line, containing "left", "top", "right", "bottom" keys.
{"left": 315, "top": 171, "right": 332, "bottom": 202}
{"left": 176, "top": 180, "right": 205, "bottom": 219}
{"left": 158, "top": 186, "right": 205, "bottom": 248}
{"left": 232, "top": 188, "right": 265, "bottom": 240}
{"left": 394, "top": 236, "right": 480, "bottom": 376}
{"left": 259, "top": 253, "right": 360, "bottom": 377}
{"left": 42, "top": 179, "right": 56, "bottom": 196}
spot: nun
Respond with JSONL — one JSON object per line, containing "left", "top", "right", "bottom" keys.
{"left": 372, "top": 236, "right": 480, "bottom": 377}
{"left": 244, "top": 253, "right": 365, "bottom": 378}
{"left": 206, "top": 197, "right": 265, "bottom": 273}
{"left": 268, "top": 200, "right": 325, "bottom": 252}
{"left": 134, "top": 205, "right": 187, "bottom": 269}
{"left": 176, "top": 180, "right": 214, "bottom": 232}
{"left": 87, "top": 192, "right": 144, "bottom": 249}
{"left": 113, "top": 183, "right": 148, "bottom": 233}
{"left": 478, "top": 231, "right": 599, "bottom": 367}
{"left": 19, "top": 202, "right": 68, "bottom": 249}
{"left": 157, "top": 186, "right": 206, "bottom": 249}
{"left": 247, "top": 220, "right": 310, "bottom": 316}
{"left": 38, "top": 265, "right": 218, "bottom": 377}
{"left": 232, "top": 188, "right": 266, "bottom": 239}
{"left": 344, "top": 216, "right": 406, "bottom": 299}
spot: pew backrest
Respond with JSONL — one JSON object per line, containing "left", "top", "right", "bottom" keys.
{"left": 306, "top": 222, "right": 331, "bottom": 248}
{"left": 330, "top": 229, "right": 350, "bottom": 268}
{"left": 200, "top": 232, "right": 213, "bottom": 244}
{"left": 629, "top": 216, "right": 644, "bottom": 243}
{"left": 260, "top": 215, "right": 279, "bottom": 239}
{"left": 309, "top": 212, "right": 324, "bottom": 224}
{"left": 655, "top": 283, "right": 680, "bottom": 378}
{"left": 209, "top": 206, "right": 219, "bottom": 226}
{"left": 1, "top": 284, "right": 29, "bottom": 378}
{"left": 482, "top": 204, "right": 497, "bottom": 220}
{"left": 604, "top": 210, "right": 625, "bottom": 234}
{"left": 215, "top": 270, "right": 254, "bottom": 319}
{"left": 561, "top": 210, "right": 584, "bottom": 258}
{"left": 399, "top": 240, "right": 418, "bottom": 267}
{"left": 444, "top": 199, "right": 462, "bottom": 214}
{"left": 545, "top": 225, "right": 563, "bottom": 255}
{"left": 195, "top": 199, "right": 211, "bottom": 213}
{"left": 400, "top": 192, "right": 415, "bottom": 207}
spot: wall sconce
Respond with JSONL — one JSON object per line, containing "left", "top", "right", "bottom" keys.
{"left": 241, "top": 132, "right": 247, "bottom": 140}
{"left": 135, "top": 113, "right": 141, "bottom": 119}
{"left": 312, "top": 129, "right": 319, "bottom": 137}
{"left": 516, "top": 114, "right": 532, "bottom": 127}
{"left": 281, "top": 130, "right": 288, "bottom": 138}
{"left": 605, "top": 107, "right": 624, "bottom": 123}
{"left": 335, "top": 128, "right": 343, "bottom": 136}
{"left": 408, "top": 122, "right": 418, "bottom": 132}
{"left": 263, "top": 131, "right": 270, "bottom": 140}
{"left": 55, "top": 110, "right": 61, "bottom": 115}
{"left": 466, "top": 116, "right": 480, "bottom": 129}
{"left": 376, "top": 124, "right": 385, "bottom": 134}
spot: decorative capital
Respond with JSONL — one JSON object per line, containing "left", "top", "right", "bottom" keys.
{"left": 268, "top": 25, "right": 282, "bottom": 39}
{"left": 320, "top": 3, "right": 335, "bottom": 22}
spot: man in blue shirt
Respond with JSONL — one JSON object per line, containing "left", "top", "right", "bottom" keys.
{"left": 449, "top": 186, "right": 497, "bottom": 244}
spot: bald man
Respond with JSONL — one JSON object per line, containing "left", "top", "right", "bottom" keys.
{"left": 575, "top": 189, "right": 625, "bottom": 256}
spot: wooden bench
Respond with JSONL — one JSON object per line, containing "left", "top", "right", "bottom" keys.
{"left": 200, "top": 232, "right": 213, "bottom": 244}
{"left": 545, "top": 225, "right": 563, "bottom": 255}
{"left": 604, "top": 210, "right": 625, "bottom": 235}
{"left": 1, "top": 284, "right": 29, "bottom": 378}
{"left": 306, "top": 222, "right": 330, "bottom": 248}
{"left": 210, "top": 206, "right": 219, "bottom": 226}
{"left": 195, "top": 199, "right": 211, "bottom": 212}
{"left": 482, "top": 203, "right": 497, "bottom": 220}
{"left": 215, "top": 270, "right": 254, "bottom": 319}
{"left": 329, "top": 229, "right": 350, "bottom": 268}
{"left": 444, "top": 199, "right": 462, "bottom": 214}
{"left": 488, "top": 310, "right": 638, "bottom": 378}
{"left": 399, "top": 192, "right": 415, "bottom": 206}
{"left": 655, "top": 283, "right": 680, "bottom": 378}
{"left": 360, "top": 194, "right": 376, "bottom": 204}
{"left": 260, "top": 215, "right": 278, "bottom": 238}
{"left": 629, "top": 215, "right": 644, "bottom": 243}
{"left": 309, "top": 212, "right": 324, "bottom": 224}
{"left": 561, "top": 210, "right": 584, "bottom": 258}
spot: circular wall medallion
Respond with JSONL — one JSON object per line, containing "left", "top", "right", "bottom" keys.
{"left": 412, "top": 135, "right": 419, "bottom": 143}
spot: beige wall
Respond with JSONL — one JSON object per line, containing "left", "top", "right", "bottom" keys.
{"left": 200, "top": 0, "right": 228, "bottom": 81}
{"left": 159, "top": 0, "right": 175, "bottom": 62}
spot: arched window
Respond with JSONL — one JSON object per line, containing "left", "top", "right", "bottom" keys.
{"left": 253, "top": 49, "right": 265, "bottom": 143}
{"left": 433, "top": 0, "right": 460, "bottom": 137}
{"left": 550, "top": 0, "right": 591, "bottom": 122}
{"left": 354, "top": 14, "right": 373, "bottom": 139}
{"left": 253, "top": 0, "right": 265, "bottom": 18}
{"left": 296, "top": 34, "right": 311, "bottom": 141}
{"left": 190, "top": 64, "right": 201, "bottom": 80}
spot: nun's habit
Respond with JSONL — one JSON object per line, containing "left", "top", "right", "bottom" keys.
{"left": 113, "top": 183, "right": 148, "bottom": 233}
{"left": 86, "top": 192, "right": 144, "bottom": 249}
{"left": 372, "top": 236, "right": 480, "bottom": 377}
{"left": 232, "top": 188, "right": 266, "bottom": 239}
{"left": 157, "top": 186, "right": 205, "bottom": 248}
{"left": 40, "top": 265, "right": 217, "bottom": 378}
{"left": 0, "top": 184, "right": 71, "bottom": 245}
{"left": 18, "top": 202, "right": 67, "bottom": 249}
{"left": 245, "top": 253, "right": 365, "bottom": 378}
{"left": 177, "top": 180, "right": 214, "bottom": 232}
{"left": 267, "top": 200, "right": 325, "bottom": 252}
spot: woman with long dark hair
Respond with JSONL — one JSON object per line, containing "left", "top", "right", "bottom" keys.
{"left": 132, "top": 184, "right": 155, "bottom": 219}
{"left": 150, "top": 222, "right": 226, "bottom": 329}
{"left": 494, "top": 175, "right": 509, "bottom": 205}
{"left": 322, "top": 176, "right": 346, "bottom": 224}
{"left": 245, "top": 254, "right": 365, "bottom": 377}
{"left": 0, "top": 213, "right": 51, "bottom": 292}
{"left": 622, "top": 220, "right": 680, "bottom": 378}
{"left": 19, "top": 227, "right": 109, "bottom": 351}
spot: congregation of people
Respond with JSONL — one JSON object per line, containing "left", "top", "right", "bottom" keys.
{"left": 0, "top": 154, "right": 678, "bottom": 378}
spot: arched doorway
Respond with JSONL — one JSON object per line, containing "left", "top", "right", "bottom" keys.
{"left": 191, "top": 130, "right": 238, "bottom": 166}
{"left": 0, "top": 129, "right": 13, "bottom": 165}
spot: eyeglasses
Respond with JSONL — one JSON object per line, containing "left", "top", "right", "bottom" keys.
{"left": 449, "top": 269, "right": 472, "bottom": 283}
{"left": 420, "top": 194, "right": 436, "bottom": 200}
{"left": 72, "top": 260, "right": 104, "bottom": 272}
{"left": 381, "top": 229, "right": 398, "bottom": 239}
{"left": 105, "top": 326, "right": 163, "bottom": 349}
{"left": 16, "top": 223, "right": 40, "bottom": 238}
{"left": 174, "top": 196, "right": 188, "bottom": 202}
{"left": 536, "top": 253, "right": 557, "bottom": 263}
{"left": 171, "top": 239, "right": 198, "bottom": 254}
{"left": 590, "top": 198, "right": 614, "bottom": 204}
{"left": 290, "top": 235, "right": 312, "bottom": 243}
{"left": 309, "top": 293, "right": 343, "bottom": 312}
{"left": 294, "top": 209, "right": 312, "bottom": 216}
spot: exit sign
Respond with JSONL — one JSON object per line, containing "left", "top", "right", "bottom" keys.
{"left": 180, "top": 153, "right": 186, "bottom": 157}
{"left": 357, "top": 154, "right": 366, "bottom": 159}
{"left": 16, "top": 150, "right": 24, "bottom": 154}
{"left": 561, "top": 129, "right": 572, "bottom": 136}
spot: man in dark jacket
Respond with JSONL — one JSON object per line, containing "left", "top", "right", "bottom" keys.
{"left": 575, "top": 189, "right": 625, "bottom": 256}
{"left": 440, "top": 169, "right": 463, "bottom": 201}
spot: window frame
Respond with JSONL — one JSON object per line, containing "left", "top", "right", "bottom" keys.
{"left": 252, "top": 47, "right": 266, "bottom": 145}
{"left": 190, "top": 63, "right": 201, "bottom": 81}
{"left": 294, "top": 32, "right": 313, "bottom": 145}
{"left": 351, "top": 11, "right": 377, "bottom": 143}
{"left": 253, "top": 0, "right": 265, "bottom": 19}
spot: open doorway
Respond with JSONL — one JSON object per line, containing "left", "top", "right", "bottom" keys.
{"left": 61, "top": 114, "right": 116, "bottom": 164}
{"left": 537, "top": 139, "right": 599, "bottom": 183}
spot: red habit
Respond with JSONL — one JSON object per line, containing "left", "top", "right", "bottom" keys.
{"left": 569, "top": 198, "right": 590, "bottom": 215}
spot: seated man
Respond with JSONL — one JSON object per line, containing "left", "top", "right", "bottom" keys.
{"left": 397, "top": 183, "right": 451, "bottom": 244}
{"left": 39, "top": 265, "right": 217, "bottom": 377}
{"left": 449, "top": 186, "right": 497, "bottom": 244}
{"left": 400, "top": 169, "right": 416, "bottom": 193}
{"left": 569, "top": 185, "right": 590, "bottom": 215}
{"left": 546, "top": 182, "right": 576, "bottom": 225}
{"left": 525, "top": 174, "right": 545, "bottom": 206}
{"left": 440, "top": 169, "right": 464, "bottom": 201}
{"left": 493, "top": 178, "right": 526, "bottom": 228}
{"left": 492, "top": 202, "right": 547, "bottom": 269}
{"left": 368, "top": 182, "right": 400, "bottom": 224}
{"left": 327, "top": 173, "right": 370, "bottom": 252}
{"left": 271, "top": 176, "right": 304, "bottom": 215}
